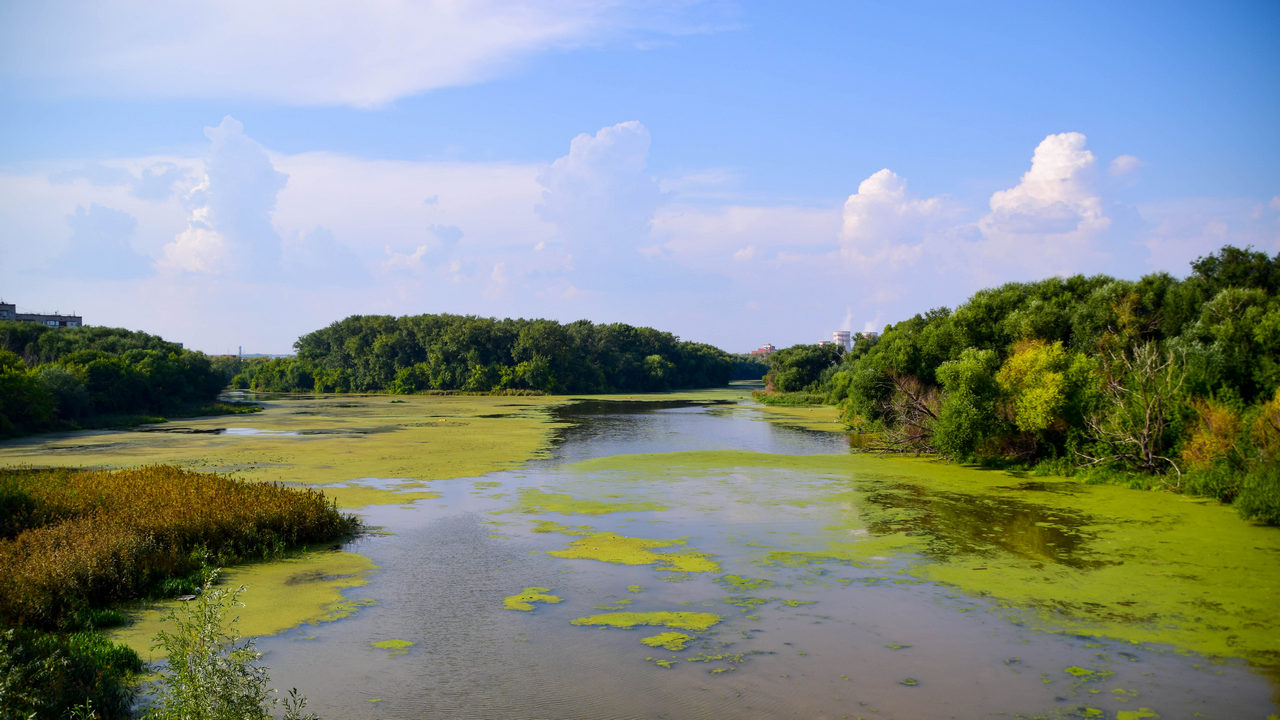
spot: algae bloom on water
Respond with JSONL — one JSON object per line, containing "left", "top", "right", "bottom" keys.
{"left": 641, "top": 632, "right": 694, "bottom": 651}
{"left": 503, "top": 587, "right": 564, "bottom": 611}
{"left": 571, "top": 611, "right": 721, "bottom": 632}
{"left": 371, "top": 639, "right": 415, "bottom": 656}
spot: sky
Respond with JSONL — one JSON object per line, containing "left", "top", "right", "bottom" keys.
{"left": 1, "top": 1, "right": 1278, "bottom": 355}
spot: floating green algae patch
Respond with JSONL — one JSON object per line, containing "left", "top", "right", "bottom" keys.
{"left": 319, "top": 483, "right": 441, "bottom": 509}
{"left": 503, "top": 587, "right": 564, "bottom": 611}
{"left": 109, "top": 550, "right": 378, "bottom": 661}
{"left": 718, "top": 574, "right": 776, "bottom": 592}
{"left": 0, "top": 394, "right": 565, "bottom": 487}
{"left": 641, "top": 632, "right": 694, "bottom": 651}
{"left": 548, "top": 532, "right": 720, "bottom": 573}
{"left": 511, "top": 488, "right": 668, "bottom": 515}
{"left": 562, "top": 448, "right": 1280, "bottom": 668}
{"left": 372, "top": 639, "right": 414, "bottom": 656}
{"left": 571, "top": 611, "right": 722, "bottom": 632}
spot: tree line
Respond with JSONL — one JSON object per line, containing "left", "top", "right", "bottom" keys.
{"left": 232, "top": 314, "right": 735, "bottom": 394}
{"left": 764, "top": 245, "right": 1280, "bottom": 524}
{"left": 0, "top": 324, "right": 232, "bottom": 436}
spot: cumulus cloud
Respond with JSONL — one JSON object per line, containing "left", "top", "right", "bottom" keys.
{"left": 52, "top": 204, "right": 152, "bottom": 279}
{"left": 159, "top": 116, "right": 287, "bottom": 277}
{"left": 840, "top": 168, "right": 951, "bottom": 269}
{"left": 0, "top": 1, "right": 731, "bottom": 107}
{"left": 975, "top": 132, "right": 1111, "bottom": 276}
{"left": 537, "top": 121, "right": 662, "bottom": 281}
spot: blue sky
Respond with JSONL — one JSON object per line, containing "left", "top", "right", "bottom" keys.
{"left": 1, "top": 1, "right": 1277, "bottom": 354}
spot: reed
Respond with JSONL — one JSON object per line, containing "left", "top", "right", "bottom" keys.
{"left": 0, "top": 465, "right": 359, "bottom": 630}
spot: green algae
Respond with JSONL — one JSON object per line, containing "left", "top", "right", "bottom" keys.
{"left": 641, "top": 632, "right": 694, "bottom": 651}
{"left": 1115, "top": 710, "right": 1160, "bottom": 720}
{"left": 646, "top": 657, "right": 679, "bottom": 668}
{"left": 502, "top": 586, "right": 564, "bottom": 611}
{"left": 371, "top": 639, "right": 414, "bottom": 656}
{"left": 571, "top": 611, "right": 722, "bottom": 632}
{"left": 594, "top": 598, "right": 634, "bottom": 610}
{"left": 718, "top": 574, "right": 776, "bottom": 592}
{"left": 0, "top": 394, "right": 565, "bottom": 487}
{"left": 548, "top": 532, "right": 720, "bottom": 573}
{"left": 512, "top": 488, "right": 668, "bottom": 515}
{"left": 566, "top": 447, "right": 1280, "bottom": 668}
{"left": 627, "top": 584, "right": 646, "bottom": 593}
{"left": 109, "top": 550, "right": 378, "bottom": 661}
{"left": 532, "top": 519, "right": 594, "bottom": 535}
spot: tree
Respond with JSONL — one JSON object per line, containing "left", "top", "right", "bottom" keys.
{"left": 1079, "top": 342, "right": 1187, "bottom": 481}
{"left": 935, "top": 348, "right": 1003, "bottom": 460}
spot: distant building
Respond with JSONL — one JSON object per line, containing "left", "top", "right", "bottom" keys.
{"left": 0, "top": 301, "right": 82, "bottom": 328}
{"left": 832, "top": 330, "right": 851, "bottom": 352}
{"left": 750, "top": 343, "right": 776, "bottom": 358}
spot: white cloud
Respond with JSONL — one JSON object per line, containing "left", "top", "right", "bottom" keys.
{"left": 0, "top": 1, "right": 731, "bottom": 107}
{"left": 159, "top": 116, "right": 287, "bottom": 277}
{"left": 536, "top": 121, "right": 662, "bottom": 280}
{"left": 975, "top": 132, "right": 1111, "bottom": 277}
{"left": 1109, "top": 154, "right": 1143, "bottom": 177}
{"left": 840, "top": 168, "right": 952, "bottom": 269}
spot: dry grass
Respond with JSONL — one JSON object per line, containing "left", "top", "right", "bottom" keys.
{"left": 0, "top": 465, "right": 358, "bottom": 629}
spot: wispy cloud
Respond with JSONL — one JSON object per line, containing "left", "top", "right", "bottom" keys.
{"left": 0, "top": 1, "right": 734, "bottom": 107}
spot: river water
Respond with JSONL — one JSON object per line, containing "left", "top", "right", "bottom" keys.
{"left": 241, "top": 399, "right": 1276, "bottom": 720}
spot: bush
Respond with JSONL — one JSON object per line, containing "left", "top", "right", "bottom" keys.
{"left": 1235, "top": 462, "right": 1280, "bottom": 525}
{"left": 144, "top": 573, "right": 319, "bottom": 720}
{"left": 0, "top": 627, "right": 141, "bottom": 720}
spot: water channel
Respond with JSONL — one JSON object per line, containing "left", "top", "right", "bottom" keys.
{"left": 237, "top": 398, "right": 1277, "bottom": 719}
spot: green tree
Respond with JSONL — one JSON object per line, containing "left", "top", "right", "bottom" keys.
{"left": 935, "top": 348, "right": 1003, "bottom": 460}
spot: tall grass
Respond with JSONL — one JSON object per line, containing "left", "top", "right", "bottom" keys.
{"left": 0, "top": 465, "right": 360, "bottom": 630}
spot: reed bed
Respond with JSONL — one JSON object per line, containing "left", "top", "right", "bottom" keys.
{"left": 0, "top": 465, "right": 359, "bottom": 629}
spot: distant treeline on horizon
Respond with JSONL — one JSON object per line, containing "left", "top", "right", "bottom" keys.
{"left": 231, "top": 314, "right": 764, "bottom": 394}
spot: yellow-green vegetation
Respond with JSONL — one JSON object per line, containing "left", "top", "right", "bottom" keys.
{"left": 571, "top": 611, "right": 721, "bottom": 632}
{"left": 641, "top": 631, "right": 693, "bottom": 650}
{"left": 0, "top": 394, "right": 564, "bottom": 501}
{"left": 548, "top": 532, "right": 720, "bottom": 573}
{"left": 749, "top": 403, "right": 845, "bottom": 433}
{"left": 110, "top": 550, "right": 377, "bottom": 660}
{"left": 531, "top": 519, "right": 594, "bottom": 535}
{"left": 0, "top": 465, "right": 359, "bottom": 629}
{"left": 1115, "top": 710, "right": 1160, "bottom": 720}
{"left": 563, "top": 448, "right": 1280, "bottom": 668}
{"left": 371, "top": 639, "right": 414, "bottom": 656}
{"left": 511, "top": 487, "right": 668, "bottom": 515}
{"left": 502, "top": 587, "right": 564, "bottom": 611}
{"left": 718, "top": 575, "right": 776, "bottom": 592}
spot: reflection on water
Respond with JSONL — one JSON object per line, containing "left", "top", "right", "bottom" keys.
{"left": 243, "top": 398, "right": 1277, "bottom": 720}
{"left": 863, "top": 482, "right": 1112, "bottom": 569}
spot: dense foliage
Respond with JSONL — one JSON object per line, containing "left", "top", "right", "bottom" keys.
{"left": 799, "top": 245, "right": 1280, "bottom": 523}
{"left": 0, "top": 323, "right": 232, "bottom": 437}
{"left": 232, "top": 314, "right": 734, "bottom": 394}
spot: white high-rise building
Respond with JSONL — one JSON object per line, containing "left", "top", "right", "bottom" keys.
{"left": 832, "top": 330, "right": 851, "bottom": 352}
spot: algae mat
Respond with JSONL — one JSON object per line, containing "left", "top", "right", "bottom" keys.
{"left": 0, "top": 393, "right": 566, "bottom": 508}
{"left": 561, "top": 449, "right": 1280, "bottom": 668}
{"left": 109, "top": 550, "right": 378, "bottom": 662}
